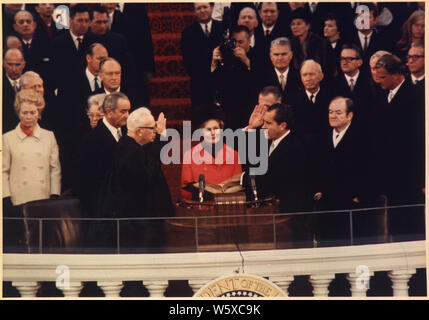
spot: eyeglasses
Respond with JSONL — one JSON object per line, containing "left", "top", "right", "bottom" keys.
{"left": 340, "top": 57, "right": 360, "bottom": 62}
{"left": 138, "top": 126, "right": 157, "bottom": 130}
{"left": 407, "top": 55, "right": 424, "bottom": 60}
{"left": 87, "top": 113, "right": 104, "bottom": 118}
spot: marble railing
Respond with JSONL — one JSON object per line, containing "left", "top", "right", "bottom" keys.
{"left": 3, "top": 240, "right": 426, "bottom": 298}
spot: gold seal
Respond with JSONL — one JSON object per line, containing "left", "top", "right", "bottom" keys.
{"left": 194, "top": 274, "right": 287, "bottom": 297}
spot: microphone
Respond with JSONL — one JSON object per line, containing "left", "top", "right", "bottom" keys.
{"left": 249, "top": 174, "right": 258, "bottom": 202}
{"left": 198, "top": 174, "right": 205, "bottom": 203}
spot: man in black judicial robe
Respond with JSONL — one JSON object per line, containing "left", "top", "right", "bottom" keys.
{"left": 181, "top": 3, "right": 224, "bottom": 110}
{"left": 92, "top": 109, "right": 173, "bottom": 253}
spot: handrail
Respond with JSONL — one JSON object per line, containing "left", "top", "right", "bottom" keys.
{"left": 3, "top": 203, "right": 425, "bottom": 254}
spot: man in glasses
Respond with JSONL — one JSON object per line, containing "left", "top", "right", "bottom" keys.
{"left": 92, "top": 107, "right": 173, "bottom": 253}
{"left": 407, "top": 42, "right": 424, "bottom": 88}
{"left": 331, "top": 43, "right": 371, "bottom": 129}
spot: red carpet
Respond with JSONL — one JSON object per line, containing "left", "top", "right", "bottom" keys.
{"left": 146, "top": 3, "right": 196, "bottom": 204}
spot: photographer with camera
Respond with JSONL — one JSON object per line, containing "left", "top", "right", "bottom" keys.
{"left": 210, "top": 26, "right": 258, "bottom": 130}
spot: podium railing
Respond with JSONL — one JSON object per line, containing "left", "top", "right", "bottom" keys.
{"left": 3, "top": 202, "right": 426, "bottom": 254}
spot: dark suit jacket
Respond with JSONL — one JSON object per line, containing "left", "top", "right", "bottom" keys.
{"left": 111, "top": 4, "right": 154, "bottom": 75}
{"left": 181, "top": 19, "right": 224, "bottom": 107}
{"left": 289, "top": 85, "right": 332, "bottom": 152}
{"left": 316, "top": 123, "right": 371, "bottom": 210}
{"left": 257, "top": 66, "right": 301, "bottom": 105}
{"left": 253, "top": 131, "right": 308, "bottom": 214}
{"left": 48, "top": 31, "right": 97, "bottom": 94}
{"left": 2, "top": 73, "right": 18, "bottom": 134}
{"left": 78, "top": 120, "right": 125, "bottom": 217}
{"left": 331, "top": 70, "right": 372, "bottom": 128}
{"left": 372, "top": 78, "right": 423, "bottom": 205}
{"left": 346, "top": 28, "right": 392, "bottom": 74}
{"left": 211, "top": 50, "right": 258, "bottom": 130}
{"left": 92, "top": 86, "right": 142, "bottom": 112}
{"left": 324, "top": 38, "right": 345, "bottom": 80}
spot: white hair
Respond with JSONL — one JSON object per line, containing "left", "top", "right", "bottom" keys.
{"left": 127, "top": 107, "right": 153, "bottom": 131}
{"left": 19, "top": 71, "right": 42, "bottom": 89}
{"left": 87, "top": 93, "right": 106, "bottom": 110}
{"left": 370, "top": 50, "right": 391, "bottom": 63}
{"left": 301, "top": 59, "right": 323, "bottom": 74}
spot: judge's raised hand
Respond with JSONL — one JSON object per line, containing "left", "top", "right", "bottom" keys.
{"left": 248, "top": 104, "right": 267, "bottom": 129}
{"left": 156, "top": 112, "right": 167, "bottom": 135}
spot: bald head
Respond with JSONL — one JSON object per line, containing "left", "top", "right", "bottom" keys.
{"left": 99, "top": 58, "right": 122, "bottom": 92}
{"left": 238, "top": 7, "right": 258, "bottom": 34}
{"left": 300, "top": 60, "right": 324, "bottom": 92}
{"left": 5, "top": 36, "right": 23, "bottom": 52}
{"left": 14, "top": 10, "right": 37, "bottom": 40}
{"left": 3, "top": 48, "right": 26, "bottom": 80}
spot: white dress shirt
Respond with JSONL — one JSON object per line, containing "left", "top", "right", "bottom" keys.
{"left": 6, "top": 75, "right": 20, "bottom": 91}
{"left": 388, "top": 78, "right": 405, "bottom": 103}
{"left": 103, "top": 117, "right": 121, "bottom": 142}
{"left": 200, "top": 19, "right": 212, "bottom": 35}
{"left": 411, "top": 74, "right": 425, "bottom": 84}
{"left": 85, "top": 68, "right": 99, "bottom": 92}
{"left": 306, "top": 87, "right": 320, "bottom": 103}
{"left": 332, "top": 123, "right": 351, "bottom": 148}
{"left": 69, "top": 30, "right": 83, "bottom": 50}
{"left": 263, "top": 24, "right": 275, "bottom": 36}
{"left": 358, "top": 30, "right": 372, "bottom": 50}
{"left": 275, "top": 67, "right": 289, "bottom": 91}
{"left": 344, "top": 70, "right": 359, "bottom": 90}
{"left": 269, "top": 130, "right": 290, "bottom": 156}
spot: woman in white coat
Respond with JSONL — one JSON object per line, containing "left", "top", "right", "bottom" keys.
{"left": 3, "top": 89, "right": 61, "bottom": 207}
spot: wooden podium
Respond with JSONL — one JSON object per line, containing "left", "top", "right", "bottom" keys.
{"left": 166, "top": 193, "right": 292, "bottom": 252}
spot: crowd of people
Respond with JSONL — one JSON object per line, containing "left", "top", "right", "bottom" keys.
{"left": 2, "top": 2, "right": 426, "bottom": 250}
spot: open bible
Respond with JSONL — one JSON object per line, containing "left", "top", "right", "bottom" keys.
{"left": 190, "top": 180, "right": 244, "bottom": 194}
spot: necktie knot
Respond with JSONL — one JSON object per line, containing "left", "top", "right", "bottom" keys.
{"left": 77, "top": 36, "right": 83, "bottom": 50}
{"left": 349, "top": 78, "right": 355, "bottom": 91}
{"left": 363, "top": 35, "right": 368, "bottom": 52}
{"left": 94, "top": 77, "right": 100, "bottom": 91}
{"left": 310, "top": 94, "right": 315, "bottom": 103}
{"left": 269, "top": 141, "right": 276, "bottom": 155}
{"left": 279, "top": 74, "right": 286, "bottom": 91}
{"left": 388, "top": 90, "right": 394, "bottom": 103}
{"left": 12, "top": 80, "right": 19, "bottom": 92}
{"left": 265, "top": 29, "right": 270, "bottom": 37}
